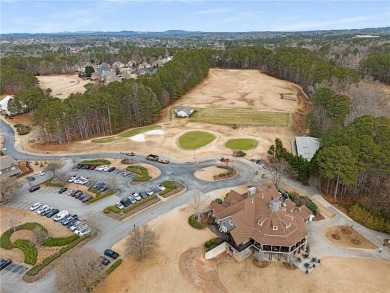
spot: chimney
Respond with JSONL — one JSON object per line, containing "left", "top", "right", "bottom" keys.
{"left": 248, "top": 186, "right": 256, "bottom": 197}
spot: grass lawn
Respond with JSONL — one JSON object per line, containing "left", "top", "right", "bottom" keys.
{"left": 225, "top": 139, "right": 258, "bottom": 150}
{"left": 91, "top": 125, "right": 161, "bottom": 143}
{"left": 190, "top": 108, "right": 290, "bottom": 127}
{"left": 178, "top": 131, "right": 216, "bottom": 149}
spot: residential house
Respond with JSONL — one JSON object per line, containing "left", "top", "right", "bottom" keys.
{"left": 175, "top": 106, "right": 194, "bottom": 118}
{"left": 0, "top": 156, "right": 21, "bottom": 178}
{"left": 209, "top": 186, "right": 312, "bottom": 262}
{"left": 0, "top": 95, "right": 28, "bottom": 116}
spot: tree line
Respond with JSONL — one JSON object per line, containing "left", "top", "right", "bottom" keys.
{"left": 25, "top": 50, "right": 208, "bottom": 144}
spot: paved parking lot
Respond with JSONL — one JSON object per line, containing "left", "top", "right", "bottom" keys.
{"left": 0, "top": 262, "right": 28, "bottom": 280}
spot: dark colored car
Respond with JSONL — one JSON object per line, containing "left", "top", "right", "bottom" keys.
{"left": 29, "top": 185, "right": 41, "bottom": 192}
{"left": 66, "top": 218, "right": 79, "bottom": 228}
{"left": 107, "top": 167, "right": 116, "bottom": 172}
{"left": 140, "top": 192, "right": 148, "bottom": 199}
{"left": 81, "top": 195, "right": 92, "bottom": 203}
{"left": 126, "top": 152, "right": 135, "bottom": 156}
{"left": 77, "top": 164, "right": 84, "bottom": 169}
{"left": 100, "top": 256, "right": 111, "bottom": 266}
{"left": 46, "top": 208, "right": 59, "bottom": 218}
{"left": 0, "top": 258, "right": 12, "bottom": 271}
{"left": 104, "top": 249, "right": 119, "bottom": 259}
{"left": 26, "top": 176, "right": 35, "bottom": 181}
{"left": 120, "top": 199, "right": 132, "bottom": 207}
{"left": 41, "top": 208, "right": 54, "bottom": 217}
{"left": 89, "top": 165, "right": 96, "bottom": 170}
{"left": 58, "top": 187, "right": 68, "bottom": 194}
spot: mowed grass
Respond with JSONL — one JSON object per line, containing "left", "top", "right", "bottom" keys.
{"left": 190, "top": 108, "right": 290, "bottom": 127}
{"left": 225, "top": 139, "right": 258, "bottom": 150}
{"left": 91, "top": 125, "right": 161, "bottom": 143}
{"left": 178, "top": 131, "right": 216, "bottom": 149}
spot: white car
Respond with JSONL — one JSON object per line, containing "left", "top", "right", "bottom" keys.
{"left": 53, "top": 210, "right": 69, "bottom": 222}
{"left": 131, "top": 192, "right": 142, "bottom": 201}
{"left": 96, "top": 165, "right": 107, "bottom": 171}
{"left": 145, "top": 188, "right": 154, "bottom": 196}
{"left": 78, "top": 228, "right": 91, "bottom": 237}
{"left": 37, "top": 205, "right": 50, "bottom": 215}
{"left": 70, "top": 221, "right": 82, "bottom": 231}
{"left": 29, "top": 202, "right": 42, "bottom": 211}
{"left": 36, "top": 171, "right": 45, "bottom": 176}
{"left": 2, "top": 146, "right": 6, "bottom": 151}
{"left": 115, "top": 202, "right": 125, "bottom": 210}
{"left": 74, "top": 224, "right": 87, "bottom": 234}
{"left": 157, "top": 184, "right": 166, "bottom": 191}
{"left": 68, "top": 176, "right": 77, "bottom": 183}
{"left": 122, "top": 171, "right": 129, "bottom": 177}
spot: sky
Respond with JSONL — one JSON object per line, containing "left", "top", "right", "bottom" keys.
{"left": 1, "top": 0, "right": 389, "bottom": 34}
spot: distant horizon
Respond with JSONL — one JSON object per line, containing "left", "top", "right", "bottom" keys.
{"left": 1, "top": 26, "right": 390, "bottom": 36}
{"left": 1, "top": 1, "right": 389, "bottom": 34}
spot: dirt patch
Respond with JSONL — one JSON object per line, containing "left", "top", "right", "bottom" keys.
{"left": 218, "top": 256, "right": 390, "bottom": 292}
{"left": 179, "top": 247, "right": 228, "bottom": 293}
{"left": 10, "top": 230, "right": 35, "bottom": 242}
{"left": 94, "top": 206, "right": 215, "bottom": 293}
{"left": 194, "top": 166, "right": 227, "bottom": 181}
{"left": 325, "top": 226, "right": 377, "bottom": 249}
{"left": 37, "top": 74, "right": 92, "bottom": 99}
{"left": 18, "top": 69, "right": 308, "bottom": 161}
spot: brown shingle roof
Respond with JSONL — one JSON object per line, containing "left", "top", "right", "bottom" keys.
{"left": 210, "top": 187, "right": 311, "bottom": 247}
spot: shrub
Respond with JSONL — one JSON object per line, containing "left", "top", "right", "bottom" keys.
{"left": 205, "top": 237, "right": 224, "bottom": 249}
{"left": 126, "top": 166, "right": 151, "bottom": 182}
{"left": 14, "top": 239, "right": 38, "bottom": 265}
{"left": 88, "top": 190, "right": 115, "bottom": 203}
{"left": 79, "top": 159, "right": 111, "bottom": 166}
{"left": 122, "top": 195, "right": 158, "bottom": 214}
{"left": 26, "top": 236, "right": 86, "bottom": 276}
{"left": 288, "top": 192, "right": 317, "bottom": 212}
{"left": 159, "top": 181, "right": 177, "bottom": 197}
{"left": 214, "top": 198, "right": 223, "bottom": 204}
{"left": 35, "top": 161, "right": 39, "bottom": 165}
{"left": 1, "top": 222, "right": 47, "bottom": 250}
{"left": 188, "top": 215, "right": 205, "bottom": 229}
{"left": 103, "top": 206, "right": 121, "bottom": 214}
{"left": 43, "top": 235, "right": 79, "bottom": 247}
{"left": 106, "top": 259, "right": 123, "bottom": 274}
{"left": 44, "top": 180, "right": 65, "bottom": 188}
{"left": 349, "top": 203, "right": 390, "bottom": 234}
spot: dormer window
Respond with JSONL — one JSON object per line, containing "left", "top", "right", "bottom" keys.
{"left": 286, "top": 223, "right": 291, "bottom": 229}
{"left": 273, "top": 226, "right": 278, "bottom": 231}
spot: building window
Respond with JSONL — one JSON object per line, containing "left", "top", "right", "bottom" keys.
{"left": 286, "top": 223, "right": 291, "bottom": 229}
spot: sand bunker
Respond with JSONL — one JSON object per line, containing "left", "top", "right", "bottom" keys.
{"left": 130, "top": 130, "right": 165, "bottom": 142}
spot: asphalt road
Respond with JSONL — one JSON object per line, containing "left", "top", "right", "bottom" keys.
{"left": 0, "top": 117, "right": 256, "bottom": 293}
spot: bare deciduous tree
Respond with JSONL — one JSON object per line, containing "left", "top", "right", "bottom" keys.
{"left": 8, "top": 215, "right": 19, "bottom": 232}
{"left": 270, "top": 159, "right": 288, "bottom": 188}
{"left": 0, "top": 176, "right": 22, "bottom": 203}
{"left": 190, "top": 190, "right": 208, "bottom": 221}
{"left": 55, "top": 247, "right": 105, "bottom": 293}
{"left": 126, "top": 224, "right": 159, "bottom": 262}
{"left": 32, "top": 226, "right": 49, "bottom": 245}
{"left": 83, "top": 211, "right": 101, "bottom": 235}
{"left": 44, "top": 160, "right": 64, "bottom": 177}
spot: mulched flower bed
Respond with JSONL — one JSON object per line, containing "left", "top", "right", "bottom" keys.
{"left": 351, "top": 239, "right": 361, "bottom": 245}
{"left": 253, "top": 259, "right": 269, "bottom": 268}
{"left": 332, "top": 234, "right": 341, "bottom": 240}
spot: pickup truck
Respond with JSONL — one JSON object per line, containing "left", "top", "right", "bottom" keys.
{"left": 53, "top": 210, "right": 69, "bottom": 222}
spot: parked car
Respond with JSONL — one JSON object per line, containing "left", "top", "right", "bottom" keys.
{"left": 29, "top": 202, "right": 42, "bottom": 211}
{"left": 104, "top": 249, "right": 119, "bottom": 259}
{"left": 140, "top": 192, "right": 148, "bottom": 199}
{"left": 37, "top": 205, "right": 49, "bottom": 215}
{"left": 0, "top": 259, "right": 12, "bottom": 271}
{"left": 122, "top": 171, "right": 129, "bottom": 177}
{"left": 74, "top": 224, "right": 88, "bottom": 234}
{"left": 144, "top": 188, "right": 154, "bottom": 196}
{"left": 66, "top": 218, "right": 79, "bottom": 228}
{"left": 61, "top": 215, "right": 74, "bottom": 225}
{"left": 46, "top": 208, "right": 60, "bottom": 218}
{"left": 126, "top": 152, "right": 135, "bottom": 156}
{"left": 40, "top": 207, "right": 55, "bottom": 216}
{"left": 100, "top": 256, "right": 111, "bottom": 266}
{"left": 99, "top": 186, "right": 109, "bottom": 192}
{"left": 120, "top": 198, "right": 132, "bottom": 207}
{"left": 29, "top": 185, "right": 41, "bottom": 192}
{"left": 127, "top": 196, "right": 137, "bottom": 204}
{"left": 58, "top": 187, "right": 68, "bottom": 194}
{"left": 68, "top": 176, "right": 77, "bottom": 183}
{"left": 89, "top": 165, "right": 96, "bottom": 170}
{"left": 131, "top": 192, "right": 142, "bottom": 201}
{"left": 35, "top": 171, "right": 45, "bottom": 176}
{"left": 69, "top": 221, "right": 82, "bottom": 231}
{"left": 26, "top": 176, "right": 35, "bottom": 181}
{"left": 156, "top": 184, "right": 166, "bottom": 191}
{"left": 115, "top": 202, "right": 125, "bottom": 210}
{"left": 81, "top": 195, "right": 92, "bottom": 203}
{"left": 53, "top": 210, "right": 69, "bottom": 222}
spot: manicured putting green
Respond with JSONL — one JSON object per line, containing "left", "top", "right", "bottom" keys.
{"left": 225, "top": 139, "right": 258, "bottom": 150}
{"left": 178, "top": 131, "right": 216, "bottom": 149}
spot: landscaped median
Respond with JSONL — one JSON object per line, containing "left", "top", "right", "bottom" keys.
{"left": 126, "top": 166, "right": 151, "bottom": 182}
{"left": 88, "top": 188, "right": 116, "bottom": 203}
{"left": 104, "top": 195, "right": 159, "bottom": 218}
{"left": 79, "top": 159, "right": 111, "bottom": 166}
{"left": 0, "top": 222, "right": 88, "bottom": 281}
